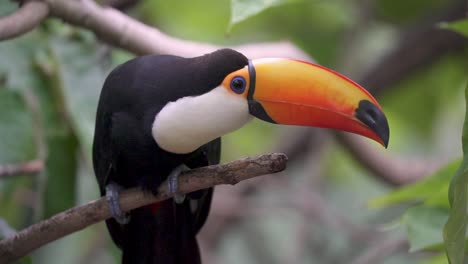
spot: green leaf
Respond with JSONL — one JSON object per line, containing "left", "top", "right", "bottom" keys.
{"left": 444, "top": 82, "right": 468, "bottom": 264}
{"left": 419, "top": 253, "right": 449, "bottom": 264}
{"left": 32, "top": 28, "right": 110, "bottom": 216}
{"left": 0, "top": 90, "right": 36, "bottom": 163}
{"left": 229, "top": 0, "right": 300, "bottom": 29}
{"left": 439, "top": 19, "right": 468, "bottom": 38}
{"left": 43, "top": 135, "right": 78, "bottom": 217}
{"left": 48, "top": 33, "right": 108, "bottom": 162}
{"left": 376, "top": 0, "right": 451, "bottom": 24}
{"left": 403, "top": 206, "right": 448, "bottom": 252}
{"left": 37, "top": 29, "right": 108, "bottom": 216}
{"left": 369, "top": 160, "right": 459, "bottom": 209}
{"left": 18, "top": 256, "right": 33, "bottom": 264}
{"left": 21, "top": 41, "right": 80, "bottom": 218}
{"left": 0, "top": 88, "right": 37, "bottom": 226}
{"left": 0, "top": 32, "right": 45, "bottom": 93}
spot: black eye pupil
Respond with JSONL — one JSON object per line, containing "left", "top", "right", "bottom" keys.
{"left": 230, "top": 76, "right": 246, "bottom": 94}
{"left": 233, "top": 79, "right": 243, "bottom": 89}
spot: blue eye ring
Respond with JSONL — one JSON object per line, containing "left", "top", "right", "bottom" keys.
{"left": 230, "top": 76, "right": 247, "bottom": 94}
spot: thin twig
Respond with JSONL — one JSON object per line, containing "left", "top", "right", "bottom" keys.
{"left": 0, "top": 0, "right": 49, "bottom": 40}
{"left": 0, "top": 160, "right": 44, "bottom": 178}
{"left": 0, "top": 153, "right": 287, "bottom": 264}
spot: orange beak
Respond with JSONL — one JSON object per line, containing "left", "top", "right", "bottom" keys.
{"left": 227, "top": 58, "right": 389, "bottom": 147}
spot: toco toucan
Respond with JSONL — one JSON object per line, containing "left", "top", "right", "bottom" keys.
{"left": 92, "top": 49, "right": 389, "bottom": 264}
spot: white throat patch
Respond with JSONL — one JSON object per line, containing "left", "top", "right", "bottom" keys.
{"left": 152, "top": 86, "right": 252, "bottom": 154}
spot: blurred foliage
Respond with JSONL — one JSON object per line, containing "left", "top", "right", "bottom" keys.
{"left": 228, "top": 0, "right": 300, "bottom": 30}
{"left": 444, "top": 83, "right": 468, "bottom": 264}
{"left": 0, "top": 0, "right": 467, "bottom": 264}
{"left": 376, "top": 0, "right": 449, "bottom": 24}
{"left": 439, "top": 19, "right": 468, "bottom": 38}
{"left": 369, "top": 161, "right": 459, "bottom": 209}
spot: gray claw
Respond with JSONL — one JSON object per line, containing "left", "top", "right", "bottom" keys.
{"left": 168, "top": 164, "right": 189, "bottom": 204}
{"left": 106, "top": 182, "right": 130, "bottom": 224}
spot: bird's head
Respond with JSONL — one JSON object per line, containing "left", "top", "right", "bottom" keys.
{"left": 153, "top": 49, "right": 389, "bottom": 154}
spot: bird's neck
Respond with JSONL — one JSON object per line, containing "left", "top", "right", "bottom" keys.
{"left": 152, "top": 87, "right": 252, "bottom": 154}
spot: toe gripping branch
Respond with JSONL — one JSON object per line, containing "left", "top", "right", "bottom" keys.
{"left": 105, "top": 164, "right": 187, "bottom": 224}
{"left": 106, "top": 182, "right": 131, "bottom": 225}
{"left": 168, "top": 164, "right": 189, "bottom": 204}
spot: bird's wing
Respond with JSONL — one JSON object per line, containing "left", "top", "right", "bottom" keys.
{"left": 98, "top": 111, "right": 148, "bottom": 249}
{"left": 184, "top": 137, "right": 221, "bottom": 233}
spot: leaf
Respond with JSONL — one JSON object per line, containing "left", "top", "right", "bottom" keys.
{"left": 444, "top": 82, "right": 468, "bottom": 264}
{"left": 37, "top": 29, "right": 108, "bottom": 216}
{"left": 439, "top": 19, "right": 468, "bottom": 38}
{"left": 48, "top": 33, "right": 108, "bottom": 163}
{"left": 17, "top": 256, "right": 33, "bottom": 264}
{"left": 369, "top": 160, "right": 459, "bottom": 209}
{"left": 229, "top": 0, "right": 300, "bottom": 29}
{"left": 0, "top": 90, "right": 36, "bottom": 163}
{"left": 0, "top": 32, "right": 45, "bottom": 93}
{"left": 32, "top": 28, "right": 110, "bottom": 216}
{"left": 42, "top": 135, "right": 78, "bottom": 217}
{"left": 403, "top": 206, "right": 448, "bottom": 252}
{"left": 376, "top": 0, "right": 452, "bottom": 24}
{"left": 0, "top": 88, "right": 37, "bottom": 225}
{"left": 419, "top": 253, "right": 449, "bottom": 264}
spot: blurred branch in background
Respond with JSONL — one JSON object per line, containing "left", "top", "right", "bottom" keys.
{"left": 360, "top": 0, "right": 466, "bottom": 97}
{"left": 44, "top": 0, "right": 310, "bottom": 59}
{"left": 336, "top": 134, "right": 447, "bottom": 185}
{"left": 0, "top": 160, "right": 43, "bottom": 179}
{"left": 0, "top": 0, "right": 49, "bottom": 40}
{"left": 0, "top": 153, "right": 287, "bottom": 263}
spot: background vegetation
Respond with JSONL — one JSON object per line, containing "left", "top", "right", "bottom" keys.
{"left": 0, "top": 0, "right": 467, "bottom": 263}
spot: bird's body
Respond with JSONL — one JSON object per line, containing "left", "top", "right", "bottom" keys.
{"left": 93, "top": 51, "right": 247, "bottom": 263}
{"left": 93, "top": 49, "right": 389, "bottom": 264}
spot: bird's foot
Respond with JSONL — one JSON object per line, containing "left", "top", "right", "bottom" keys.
{"left": 168, "top": 164, "right": 189, "bottom": 204}
{"left": 105, "top": 181, "right": 131, "bottom": 224}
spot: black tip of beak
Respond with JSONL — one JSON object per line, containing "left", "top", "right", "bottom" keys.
{"left": 355, "top": 100, "right": 390, "bottom": 148}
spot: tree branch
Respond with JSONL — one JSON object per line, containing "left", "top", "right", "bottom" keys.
{"left": 44, "top": 0, "right": 310, "bottom": 59}
{"left": 0, "top": 0, "right": 49, "bottom": 41}
{"left": 0, "top": 153, "right": 287, "bottom": 263}
{"left": 0, "top": 160, "right": 44, "bottom": 179}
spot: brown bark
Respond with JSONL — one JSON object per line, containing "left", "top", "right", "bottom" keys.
{"left": 0, "top": 153, "right": 287, "bottom": 264}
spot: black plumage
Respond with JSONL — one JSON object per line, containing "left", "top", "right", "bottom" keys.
{"left": 92, "top": 49, "right": 248, "bottom": 264}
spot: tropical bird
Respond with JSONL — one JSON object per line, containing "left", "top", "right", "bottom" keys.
{"left": 92, "top": 48, "right": 389, "bottom": 264}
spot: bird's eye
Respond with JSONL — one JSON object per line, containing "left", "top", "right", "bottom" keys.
{"left": 230, "top": 76, "right": 246, "bottom": 94}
